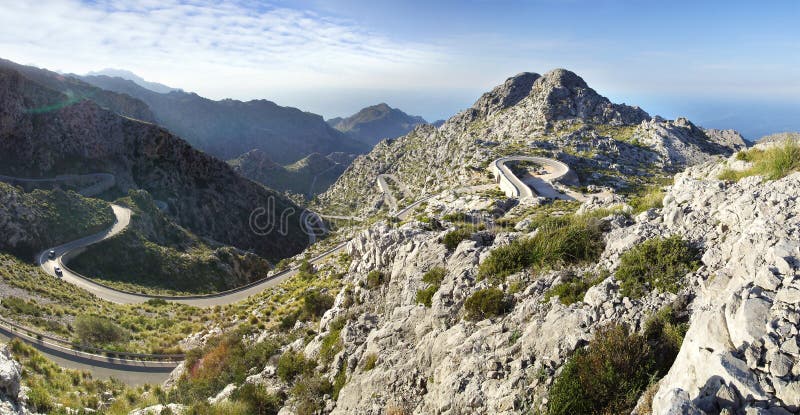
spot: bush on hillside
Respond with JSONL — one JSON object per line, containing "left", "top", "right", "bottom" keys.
{"left": 615, "top": 236, "right": 700, "bottom": 298}
{"left": 547, "top": 324, "right": 655, "bottom": 415}
{"left": 463, "top": 288, "right": 511, "bottom": 321}
{"left": 719, "top": 140, "right": 800, "bottom": 181}
{"left": 442, "top": 227, "right": 474, "bottom": 251}
{"left": 74, "top": 315, "right": 129, "bottom": 345}
{"left": 301, "top": 289, "right": 334, "bottom": 319}
{"left": 478, "top": 212, "right": 607, "bottom": 282}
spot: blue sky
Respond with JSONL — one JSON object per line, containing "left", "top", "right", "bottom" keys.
{"left": 1, "top": 0, "right": 798, "bottom": 138}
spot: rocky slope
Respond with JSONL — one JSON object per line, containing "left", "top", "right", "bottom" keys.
{"left": 81, "top": 74, "right": 369, "bottom": 163}
{"left": 0, "top": 66, "right": 308, "bottom": 261}
{"left": 229, "top": 149, "right": 354, "bottom": 200}
{"left": 316, "top": 69, "right": 745, "bottom": 216}
{"left": 328, "top": 103, "right": 428, "bottom": 146}
{"left": 155, "top": 137, "right": 800, "bottom": 414}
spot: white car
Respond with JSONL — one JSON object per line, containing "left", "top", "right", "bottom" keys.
{"left": 54, "top": 266, "right": 63, "bottom": 277}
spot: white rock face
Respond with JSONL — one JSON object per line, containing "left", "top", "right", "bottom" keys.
{"left": 615, "top": 154, "right": 800, "bottom": 413}
{"left": 128, "top": 403, "right": 186, "bottom": 415}
{"left": 0, "top": 345, "right": 31, "bottom": 415}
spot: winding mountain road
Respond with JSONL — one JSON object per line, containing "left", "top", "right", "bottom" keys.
{"left": 4, "top": 157, "right": 577, "bottom": 383}
{"left": 491, "top": 156, "right": 579, "bottom": 200}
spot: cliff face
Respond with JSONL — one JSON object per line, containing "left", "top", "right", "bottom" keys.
{"left": 0, "top": 67, "right": 308, "bottom": 261}
{"left": 81, "top": 74, "right": 369, "bottom": 163}
{"left": 316, "top": 69, "right": 744, "bottom": 216}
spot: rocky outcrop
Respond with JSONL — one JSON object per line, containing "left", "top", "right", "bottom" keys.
{"left": 615, "top": 153, "right": 800, "bottom": 413}
{"left": 0, "top": 345, "right": 30, "bottom": 415}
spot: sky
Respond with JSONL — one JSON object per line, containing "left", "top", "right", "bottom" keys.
{"left": 0, "top": 0, "right": 798, "bottom": 139}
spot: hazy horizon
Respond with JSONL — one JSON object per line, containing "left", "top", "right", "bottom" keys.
{"left": 2, "top": 0, "right": 798, "bottom": 140}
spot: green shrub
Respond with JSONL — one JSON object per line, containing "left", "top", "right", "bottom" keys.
{"left": 366, "top": 270, "right": 385, "bottom": 289}
{"left": 291, "top": 374, "right": 333, "bottom": 415}
{"left": 319, "top": 318, "right": 344, "bottom": 365}
{"left": 629, "top": 186, "right": 664, "bottom": 214}
{"left": 616, "top": 236, "right": 700, "bottom": 299}
{"left": 547, "top": 324, "right": 655, "bottom": 415}
{"left": 463, "top": 288, "right": 510, "bottom": 321}
{"left": 230, "top": 383, "right": 282, "bottom": 415}
{"left": 422, "top": 267, "right": 446, "bottom": 285}
{"left": 415, "top": 267, "right": 447, "bottom": 308}
{"left": 643, "top": 305, "right": 689, "bottom": 373}
{"left": 544, "top": 271, "right": 607, "bottom": 305}
{"left": 415, "top": 285, "right": 438, "bottom": 307}
{"left": 276, "top": 350, "right": 312, "bottom": 383}
{"left": 478, "top": 212, "right": 606, "bottom": 282}
{"left": 442, "top": 212, "right": 468, "bottom": 222}
{"left": 301, "top": 290, "right": 334, "bottom": 319}
{"left": 362, "top": 353, "right": 378, "bottom": 371}
{"left": 442, "top": 228, "right": 474, "bottom": 250}
{"left": 1, "top": 296, "right": 42, "bottom": 316}
{"left": 26, "top": 385, "right": 53, "bottom": 413}
{"left": 74, "top": 315, "right": 130, "bottom": 345}
{"left": 332, "top": 366, "right": 347, "bottom": 400}
{"left": 719, "top": 141, "right": 800, "bottom": 181}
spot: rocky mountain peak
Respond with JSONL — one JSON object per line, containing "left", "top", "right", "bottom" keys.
{"left": 529, "top": 68, "right": 651, "bottom": 126}
{"left": 470, "top": 71, "right": 541, "bottom": 117}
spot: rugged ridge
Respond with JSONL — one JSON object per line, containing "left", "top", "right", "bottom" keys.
{"left": 81, "top": 74, "right": 369, "bottom": 163}
{"left": 0, "top": 58, "right": 155, "bottom": 123}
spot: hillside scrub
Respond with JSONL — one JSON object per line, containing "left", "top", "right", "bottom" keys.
{"left": 544, "top": 270, "right": 608, "bottom": 305}
{"left": 463, "top": 288, "right": 511, "bottom": 321}
{"left": 74, "top": 315, "right": 130, "bottom": 346}
{"left": 478, "top": 210, "right": 610, "bottom": 282}
{"left": 719, "top": 140, "right": 800, "bottom": 181}
{"left": 441, "top": 227, "right": 475, "bottom": 251}
{"left": 616, "top": 236, "right": 700, "bottom": 298}
{"left": 0, "top": 183, "right": 114, "bottom": 257}
{"left": 172, "top": 329, "right": 284, "bottom": 404}
{"left": 547, "top": 324, "right": 655, "bottom": 415}
{"left": 69, "top": 190, "right": 271, "bottom": 295}
{"left": 0, "top": 253, "right": 214, "bottom": 354}
{"left": 7, "top": 339, "right": 160, "bottom": 414}
{"left": 629, "top": 185, "right": 665, "bottom": 214}
{"left": 416, "top": 267, "right": 446, "bottom": 307}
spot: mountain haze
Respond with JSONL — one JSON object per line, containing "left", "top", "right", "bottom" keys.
{"left": 0, "top": 64, "right": 309, "bottom": 261}
{"left": 81, "top": 74, "right": 369, "bottom": 163}
{"left": 328, "top": 103, "right": 428, "bottom": 145}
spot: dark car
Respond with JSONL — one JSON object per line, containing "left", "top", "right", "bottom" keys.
{"left": 48, "top": 250, "right": 56, "bottom": 259}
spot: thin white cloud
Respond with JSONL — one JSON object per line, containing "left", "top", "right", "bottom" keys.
{"left": 0, "top": 0, "right": 441, "bottom": 93}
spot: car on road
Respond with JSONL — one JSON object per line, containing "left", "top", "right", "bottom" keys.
{"left": 54, "top": 266, "right": 63, "bottom": 277}
{"left": 48, "top": 250, "right": 56, "bottom": 259}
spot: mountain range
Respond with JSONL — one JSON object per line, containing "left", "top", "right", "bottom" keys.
{"left": 79, "top": 73, "right": 369, "bottom": 164}
{"left": 0, "top": 64, "right": 309, "bottom": 262}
